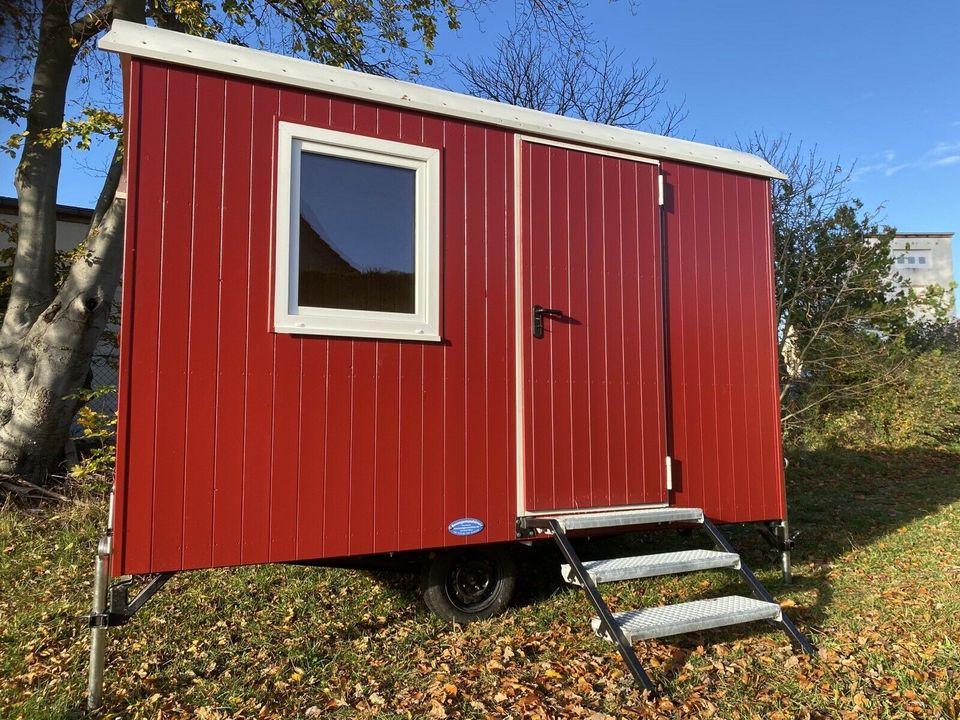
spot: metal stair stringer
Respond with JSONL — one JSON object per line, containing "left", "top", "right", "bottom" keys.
{"left": 700, "top": 517, "right": 816, "bottom": 654}
{"left": 543, "top": 517, "right": 659, "bottom": 695}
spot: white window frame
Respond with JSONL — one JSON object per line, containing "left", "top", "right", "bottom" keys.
{"left": 274, "top": 121, "right": 441, "bottom": 341}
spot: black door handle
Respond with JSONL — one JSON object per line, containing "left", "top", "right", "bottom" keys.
{"left": 532, "top": 304, "right": 563, "bottom": 339}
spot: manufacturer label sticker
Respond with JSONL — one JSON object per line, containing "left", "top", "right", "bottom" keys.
{"left": 447, "top": 518, "right": 484, "bottom": 536}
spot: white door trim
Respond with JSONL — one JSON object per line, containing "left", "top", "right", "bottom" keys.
{"left": 514, "top": 134, "right": 527, "bottom": 517}
{"left": 522, "top": 501, "right": 671, "bottom": 518}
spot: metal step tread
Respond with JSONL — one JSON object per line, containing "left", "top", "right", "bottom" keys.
{"left": 562, "top": 549, "right": 740, "bottom": 585}
{"left": 592, "top": 595, "right": 782, "bottom": 643}
{"left": 530, "top": 506, "right": 704, "bottom": 532}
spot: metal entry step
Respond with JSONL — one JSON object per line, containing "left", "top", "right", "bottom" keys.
{"left": 522, "top": 506, "right": 704, "bottom": 533}
{"left": 535, "top": 510, "right": 815, "bottom": 695}
{"left": 592, "top": 595, "right": 782, "bottom": 643}
{"left": 562, "top": 549, "right": 740, "bottom": 586}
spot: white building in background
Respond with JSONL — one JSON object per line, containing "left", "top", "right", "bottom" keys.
{"left": 0, "top": 195, "right": 93, "bottom": 251}
{"left": 889, "top": 232, "right": 956, "bottom": 318}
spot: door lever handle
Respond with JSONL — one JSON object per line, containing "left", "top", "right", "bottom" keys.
{"left": 532, "top": 304, "right": 563, "bottom": 339}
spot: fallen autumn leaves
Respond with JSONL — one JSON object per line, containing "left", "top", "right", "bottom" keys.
{"left": 2, "top": 445, "right": 959, "bottom": 718}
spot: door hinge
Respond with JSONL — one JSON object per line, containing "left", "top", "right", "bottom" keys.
{"left": 658, "top": 174, "right": 665, "bottom": 206}
{"left": 665, "top": 455, "right": 673, "bottom": 491}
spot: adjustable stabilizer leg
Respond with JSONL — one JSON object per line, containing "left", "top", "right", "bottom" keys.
{"left": 86, "top": 492, "right": 176, "bottom": 710}
{"left": 87, "top": 533, "right": 112, "bottom": 711}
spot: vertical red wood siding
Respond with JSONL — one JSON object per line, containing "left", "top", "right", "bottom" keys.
{"left": 661, "top": 162, "right": 786, "bottom": 523}
{"left": 113, "top": 61, "right": 517, "bottom": 575}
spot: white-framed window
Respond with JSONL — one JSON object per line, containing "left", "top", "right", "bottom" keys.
{"left": 893, "top": 248, "right": 932, "bottom": 270}
{"left": 275, "top": 122, "right": 441, "bottom": 341}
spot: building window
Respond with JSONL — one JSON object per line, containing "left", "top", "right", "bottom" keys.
{"left": 892, "top": 249, "right": 932, "bottom": 269}
{"left": 275, "top": 122, "right": 441, "bottom": 341}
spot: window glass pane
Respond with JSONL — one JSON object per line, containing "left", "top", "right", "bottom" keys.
{"left": 298, "top": 152, "right": 416, "bottom": 314}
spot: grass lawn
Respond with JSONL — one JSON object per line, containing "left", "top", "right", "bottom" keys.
{"left": 2, "top": 445, "right": 959, "bottom": 719}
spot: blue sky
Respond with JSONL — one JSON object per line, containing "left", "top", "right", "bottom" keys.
{"left": 432, "top": 0, "right": 960, "bottom": 306}
{"left": 1, "top": 0, "right": 957, "bottom": 305}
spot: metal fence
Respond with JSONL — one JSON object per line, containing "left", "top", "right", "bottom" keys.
{"left": 70, "top": 321, "right": 120, "bottom": 438}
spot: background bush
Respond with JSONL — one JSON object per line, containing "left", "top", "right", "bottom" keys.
{"left": 802, "top": 322, "right": 960, "bottom": 449}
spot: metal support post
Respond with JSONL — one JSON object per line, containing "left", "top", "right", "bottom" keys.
{"left": 87, "top": 492, "right": 114, "bottom": 711}
{"left": 779, "top": 519, "right": 792, "bottom": 586}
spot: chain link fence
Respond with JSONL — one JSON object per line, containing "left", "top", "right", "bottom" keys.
{"left": 71, "top": 317, "right": 120, "bottom": 438}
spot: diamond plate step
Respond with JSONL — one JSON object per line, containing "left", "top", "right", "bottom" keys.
{"left": 592, "top": 596, "right": 782, "bottom": 643}
{"left": 562, "top": 549, "right": 740, "bottom": 586}
{"left": 525, "top": 507, "right": 703, "bottom": 533}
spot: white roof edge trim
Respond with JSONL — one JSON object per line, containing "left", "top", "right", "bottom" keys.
{"left": 99, "top": 20, "right": 787, "bottom": 180}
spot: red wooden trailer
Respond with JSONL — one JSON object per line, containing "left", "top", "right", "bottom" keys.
{"left": 87, "top": 20, "right": 813, "bottom": 707}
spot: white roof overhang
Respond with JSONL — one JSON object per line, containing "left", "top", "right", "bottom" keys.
{"left": 100, "top": 20, "right": 786, "bottom": 180}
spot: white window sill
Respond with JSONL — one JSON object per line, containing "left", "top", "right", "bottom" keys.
{"left": 274, "top": 323, "right": 443, "bottom": 343}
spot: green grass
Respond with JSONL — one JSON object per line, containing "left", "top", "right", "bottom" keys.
{"left": 2, "top": 445, "right": 960, "bottom": 719}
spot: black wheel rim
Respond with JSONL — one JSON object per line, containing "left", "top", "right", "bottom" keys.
{"left": 444, "top": 552, "right": 501, "bottom": 613}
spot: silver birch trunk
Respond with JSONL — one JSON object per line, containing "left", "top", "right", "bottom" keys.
{"left": 0, "top": 0, "right": 143, "bottom": 482}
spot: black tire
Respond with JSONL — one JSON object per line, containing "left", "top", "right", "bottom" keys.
{"left": 421, "top": 545, "right": 517, "bottom": 623}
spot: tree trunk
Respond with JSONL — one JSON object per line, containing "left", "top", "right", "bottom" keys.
{"left": 1, "top": 0, "right": 75, "bottom": 348}
{"left": 0, "top": 150, "right": 126, "bottom": 480}
{"left": 0, "top": 0, "right": 143, "bottom": 482}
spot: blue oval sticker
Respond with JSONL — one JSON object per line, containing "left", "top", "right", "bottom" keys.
{"left": 448, "top": 518, "right": 484, "bottom": 536}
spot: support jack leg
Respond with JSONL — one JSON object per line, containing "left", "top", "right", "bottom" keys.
{"left": 87, "top": 532, "right": 111, "bottom": 711}
{"left": 86, "top": 492, "right": 174, "bottom": 710}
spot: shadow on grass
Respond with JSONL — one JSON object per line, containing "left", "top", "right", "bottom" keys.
{"left": 504, "top": 444, "right": 960, "bottom": 656}
{"left": 15, "top": 445, "right": 957, "bottom": 718}
{"left": 363, "top": 446, "right": 960, "bottom": 622}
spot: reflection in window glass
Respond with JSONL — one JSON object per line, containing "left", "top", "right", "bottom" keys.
{"left": 298, "top": 152, "right": 416, "bottom": 314}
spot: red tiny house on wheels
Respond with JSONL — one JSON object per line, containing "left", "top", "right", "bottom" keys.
{"left": 87, "top": 23, "right": 818, "bottom": 706}
{"left": 103, "top": 22, "right": 788, "bottom": 577}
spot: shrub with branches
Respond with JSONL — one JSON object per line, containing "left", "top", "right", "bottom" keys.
{"left": 740, "top": 134, "right": 956, "bottom": 443}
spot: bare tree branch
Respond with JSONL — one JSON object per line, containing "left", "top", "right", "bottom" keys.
{"left": 453, "top": 21, "right": 684, "bottom": 134}
{"left": 736, "top": 133, "right": 928, "bottom": 438}
{"left": 70, "top": 2, "right": 114, "bottom": 46}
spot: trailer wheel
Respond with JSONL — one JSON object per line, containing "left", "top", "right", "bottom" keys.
{"left": 421, "top": 546, "right": 516, "bottom": 623}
